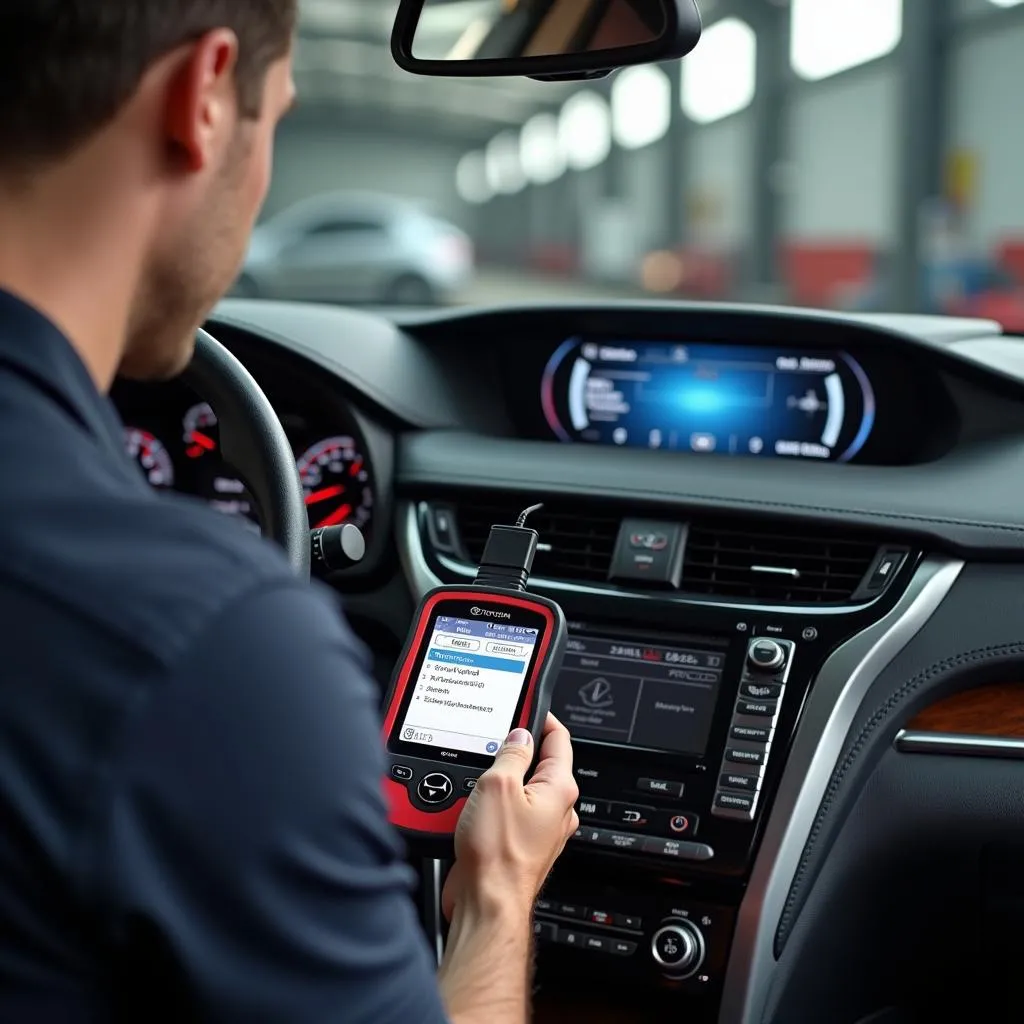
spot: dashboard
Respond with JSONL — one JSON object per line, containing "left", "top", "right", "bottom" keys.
{"left": 114, "top": 297, "right": 1024, "bottom": 1024}
{"left": 112, "top": 364, "right": 376, "bottom": 537}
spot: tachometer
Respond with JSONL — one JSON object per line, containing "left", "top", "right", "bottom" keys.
{"left": 124, "top": 428, "right": 175, "bottom": 488}
{"left": 297, "top": 436, "right": 374, "bottom": 532}
{"left": 182, "top": 401, "right": 219, "bottom": 459}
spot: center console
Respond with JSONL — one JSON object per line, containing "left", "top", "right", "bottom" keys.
{"left": 402, "top": 500, "right": 917, "bottom": 1019}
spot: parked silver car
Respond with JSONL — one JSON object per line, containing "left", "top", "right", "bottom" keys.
{"left": 236, "top": 192, "right": 474, "bottom": 305}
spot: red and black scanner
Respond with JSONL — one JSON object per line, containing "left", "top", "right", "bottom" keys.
{"left": 381, "top": 506, "right": 567, "bottom": 852}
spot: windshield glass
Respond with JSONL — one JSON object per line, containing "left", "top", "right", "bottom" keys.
{"left": 245, "top": 0, "right": 1024, "bottom": 330}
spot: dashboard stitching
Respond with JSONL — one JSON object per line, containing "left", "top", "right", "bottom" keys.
{"left": 405, "top": 469, "right": 1024, "bottom": 535}
{"left": 774, "top": 640, "right": 1024, "bottom": 957}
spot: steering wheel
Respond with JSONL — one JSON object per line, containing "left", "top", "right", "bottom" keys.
{"left": 181, "top": 328, "right": 310, "bottom": 578}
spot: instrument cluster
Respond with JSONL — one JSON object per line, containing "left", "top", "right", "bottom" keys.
{"left": 112, "top": 380, "right": 375, "bottom": 536}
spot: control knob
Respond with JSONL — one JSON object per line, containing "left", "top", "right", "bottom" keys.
{"left": 311, "top": 523, "right": 366, "bottom": 574}
{"left": 747, "top": 638, "right": 786, "bottom": 673}
{"left": 651, "top": 920, "right": 706, "bottom": 979}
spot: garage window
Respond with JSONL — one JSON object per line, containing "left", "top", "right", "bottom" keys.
{"left": 456, "top": 151, "right": 492, "bottom": 204}
{"left": 613, "top": 66, "right": 671, "bottom": 149}
{"left": 791, "top": 0, "right": 903, "bottom": 81}
{"left": 681, "top": 18, "right": 757, "bottom": 124}
{"left": 559, "top": 91, "right": 612, "bottom": 171}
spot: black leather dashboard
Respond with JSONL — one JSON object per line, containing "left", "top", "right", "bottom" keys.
{"left": 210, "top": 298, "right": 1024, "bottom": 557}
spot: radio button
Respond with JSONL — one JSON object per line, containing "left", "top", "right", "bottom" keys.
{"left": 643, "top": 837, "right": 715, "bottom": 860}
{"left": 726, "top": 746, "right": 767, "bottom": 766}
{"left": 577, "top": 798, "right": 602, "bottom": 819}
{"left": 719, "top": 771, "right": 760, "bottom": 792}
{"left": 637, "top": 777, "right": 685, "bottom": 799}
{"left": 556, "top": 903, "right": 588, "bottom": 920}
{"left": 730, "top": 724, "right": 773, "bottom": 744}
{"left": 607, "top": 801, "right": 655, "bottom": 828}
{"left": 714, "top": 790, "right": 757, "bottom": 815}
{"left": 737, "top": 699, "right": 777, "bottom": 717}
{"left": 740, "top": 681, "right": 783, "bottom": 700}
{"left": 613, "top": 914, "right": 643, "bottom": 930}
{"left": 597, "top": 831, "right": 646, "bottom": 852}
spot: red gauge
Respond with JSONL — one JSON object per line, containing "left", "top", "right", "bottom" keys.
{"left": 296, "top": 436, "right": 374, "bottom": 532}
{"left": 124, "top": 428, "right": 175, "bottom": 488}
{"left": 182, "top": 402, "right": 219, "bottom": 459}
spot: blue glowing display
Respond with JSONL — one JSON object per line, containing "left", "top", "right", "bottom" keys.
{"left": 540, "top": 340, "right": 875, "bottom": 461}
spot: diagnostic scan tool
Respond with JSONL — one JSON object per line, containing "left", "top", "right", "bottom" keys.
{"left": 382, "top": 505, "right": 567, "bottom": 849}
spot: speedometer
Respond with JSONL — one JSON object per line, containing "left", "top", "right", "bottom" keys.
{"left": 124, "top": 428, "right": 175, "bottom": 488}
{"left": 296, "top": 436, "right": 374, "bottom": 532}
{"left": 541, "top": 339, "right": 876, "bottom": 462}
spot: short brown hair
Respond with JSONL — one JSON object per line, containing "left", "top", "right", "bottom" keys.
{"left": 0, "top": 0, "right": 297, "bottom": 169}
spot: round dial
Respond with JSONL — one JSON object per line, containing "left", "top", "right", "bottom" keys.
{"left": 297, "top": 436, "right": 374, "bottom": 532}
{"left": 182, "top": 402, "right": 219, "bottom": 459}
{"left": 124, "top": 428, "right": 175, "bottom": 488}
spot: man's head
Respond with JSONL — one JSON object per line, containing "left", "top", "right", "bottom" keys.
{"left": 0, "top": 1, "right": 297, "bottom": 382}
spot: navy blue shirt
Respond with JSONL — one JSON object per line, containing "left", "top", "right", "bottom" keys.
{"left": 0, "top": 290, "right": 449, "bottom": 1023}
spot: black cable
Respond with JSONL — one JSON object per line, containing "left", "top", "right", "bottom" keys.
{"left": 473, "top": 504, "right": 544, "bottom": 592}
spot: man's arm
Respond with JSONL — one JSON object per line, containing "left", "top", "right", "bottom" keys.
{"left": 93, "top": 580, "right": 450, "bottom": 1023}
{"left": 438, "top": 719, "right": 580, "bottom": 1024}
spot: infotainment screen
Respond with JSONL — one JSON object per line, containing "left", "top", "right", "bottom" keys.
{"left": 541, "top": 338, "right": 876, "bottom": 462}
{"left": 550, "top": 632, "right": 727, "bottom": 757}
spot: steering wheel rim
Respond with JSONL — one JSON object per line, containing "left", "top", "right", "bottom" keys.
{"left": 181, "top": 328, "right": 310, "bottom": 578}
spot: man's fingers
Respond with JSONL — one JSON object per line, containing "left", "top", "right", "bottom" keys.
{"left": 482, "top": 727, "right": 534, "bottom": 785}
{"left": 527, "top": 714, "right": 576, "bottom": 797}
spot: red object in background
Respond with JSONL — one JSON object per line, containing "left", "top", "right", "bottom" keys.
{"left": 950, "top": 292, "right": 1024, "bottom": 334}
{"left": 782, "top": 244, "right": 875, "bottom": 307}
{"left": 996, "top": 240, "right": 1024, "bottom": 286}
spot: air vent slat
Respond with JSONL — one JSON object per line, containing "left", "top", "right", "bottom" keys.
{"left": 681, "top": 523, "right": 879, "bottom": 604}
{"left": 454, "top": 500, "right": 618, "bottom": 582}
{"left": 445, "top": 499, "right": 886, "bottom": 605}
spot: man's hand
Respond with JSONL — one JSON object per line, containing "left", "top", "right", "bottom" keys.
{"left": 442, "top": 714, "right": 580, "bottom": 922}
{"left": 436, "top": 715, "right": 578, "bottom": 1024}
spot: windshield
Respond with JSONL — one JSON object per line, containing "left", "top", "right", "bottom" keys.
{"left": 244, "top": 0, "right": 1024, "bottom": 329}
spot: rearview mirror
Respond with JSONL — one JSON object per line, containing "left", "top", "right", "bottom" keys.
{"left": 391, "top": 0, "right": 702, "bottom": 81}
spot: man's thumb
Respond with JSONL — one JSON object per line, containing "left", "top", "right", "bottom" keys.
{"left": 489, "top": 728, "right": 534, "bottom": 777}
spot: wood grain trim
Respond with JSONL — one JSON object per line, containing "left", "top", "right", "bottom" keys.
{"left": 906, "top": 683, "right": 1024, "bottom": 738}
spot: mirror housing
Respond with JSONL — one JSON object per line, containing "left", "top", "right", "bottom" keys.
{"left": 391, "top": 0, "right": 702, "bottom": 82}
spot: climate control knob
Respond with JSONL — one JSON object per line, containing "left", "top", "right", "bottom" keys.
{"left": 747, "top": 638, "right": 786, "bottom": 673}
{"left": 651, "top": 920, "right": 705, "bottom": 979}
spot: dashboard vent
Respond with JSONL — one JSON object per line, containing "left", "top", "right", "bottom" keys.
{"left": 455, "top": 499, "right": 619, "bottom": 582}
{"left": 680, "top": 521, "right": 880, "bottom": 604}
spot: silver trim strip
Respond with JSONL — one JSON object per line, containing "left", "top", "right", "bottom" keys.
{"left": 718, "top": 555, "right": 962, "bottom": 1024}
{"left": 430, "top": 859, "right": 444, "bottom": 965}
{"left": 399, "top": 502, "right": 885, "bottom": 618}
{"left": 895, "top": 730, "right": 1024, "bottom": 759}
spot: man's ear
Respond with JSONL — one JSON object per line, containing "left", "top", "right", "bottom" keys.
{"left": 163, "top": 29, "right": 240, "bottom": 172}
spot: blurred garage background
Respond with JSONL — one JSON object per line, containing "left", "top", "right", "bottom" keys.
{"left": 241, "top": 0, "right": 1024, "bottom": 328}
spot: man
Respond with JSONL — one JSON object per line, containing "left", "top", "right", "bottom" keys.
{"left": 0, "top": 3, "right": 579, "bottom": 1022}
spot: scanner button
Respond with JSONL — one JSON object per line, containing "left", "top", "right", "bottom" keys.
{"left": 391, "top": 765, "right": 413, "bottom": 781}
{"left": 417, "top": 772, "right": 453, "bottom": 805}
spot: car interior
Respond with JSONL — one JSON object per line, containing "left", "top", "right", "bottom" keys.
{"left": 110, "top": 1, "right": 1024, "bottom": 1021}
